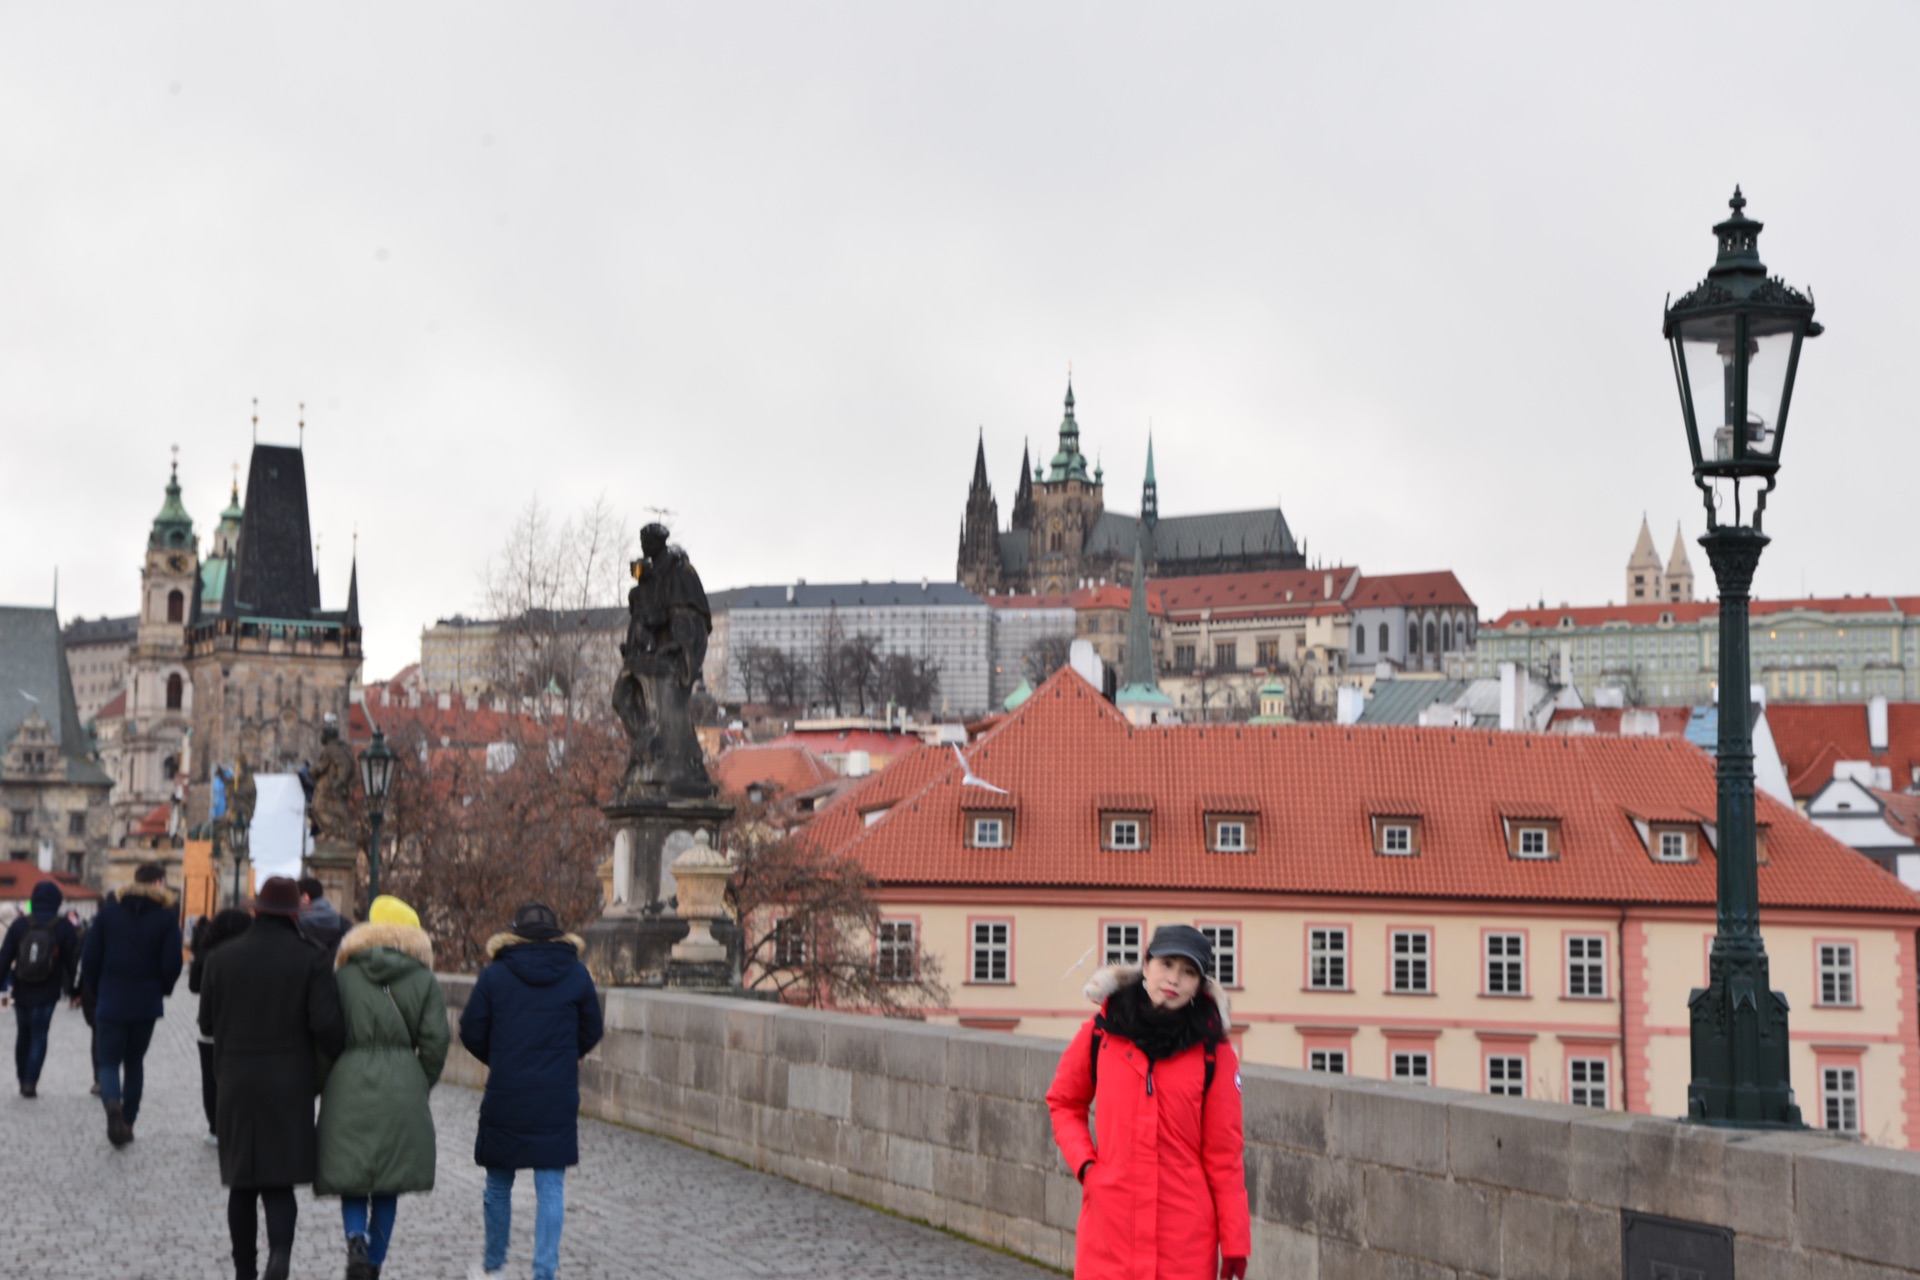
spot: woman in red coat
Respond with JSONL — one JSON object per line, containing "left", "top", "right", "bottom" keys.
{"left": 1047, "top": 924, "right": 1251, "bottom": 1280}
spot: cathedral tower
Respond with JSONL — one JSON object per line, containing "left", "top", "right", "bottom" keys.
{"left": 1627, "top": 517, "right": 1663, "bottom": 603}
{"left": 117, "top": 455, "right": 199, "bottom": 842}
{"left": 957, "top": 430, "right": 1003, "bottom": 595}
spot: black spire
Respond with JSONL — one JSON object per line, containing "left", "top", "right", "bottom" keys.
{"left": 1012, "top": 437, "right": 1035, "bottom": 527}
{"left": 227, "top": 444, "right": 320, "bottom": 621}
{"left": 970, "top": 428, "right": 990, "bottom": 492}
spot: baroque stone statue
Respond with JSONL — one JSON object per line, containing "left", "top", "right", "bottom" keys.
{"left": 612, "top": 523, "right": 717, "bottom": 802}
{"left": 308, "top": 718, "right": 356, "bottom": 842}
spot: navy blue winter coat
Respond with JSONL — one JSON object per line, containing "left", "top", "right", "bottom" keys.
{"left": 458, "top": 933, "right": 603, "bottom": 1170}
{"left": 80, "top": 881, "right": 184, "bottom": 1023}
{"left": 0, "top": 881, "right": 81, "bottom": 1007}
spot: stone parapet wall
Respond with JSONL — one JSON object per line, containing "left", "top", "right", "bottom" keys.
{"left": 438, "top": 977, "right": 1920, "bottom": 1278}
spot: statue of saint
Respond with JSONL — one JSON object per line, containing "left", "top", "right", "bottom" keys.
{"left": 231, "top": 752, "right": 257, "bottom": 837}
{"left": 612, "top": 523, "right": 716, "bottom": 802}
{"left": 308, "top": 718, "right": 356, "bottom": 842}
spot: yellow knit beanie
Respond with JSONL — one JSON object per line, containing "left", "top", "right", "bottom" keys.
{"left": 368, "top": 894, "right": 420, "bottom": 928}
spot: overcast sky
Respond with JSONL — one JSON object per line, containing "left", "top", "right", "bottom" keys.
{"left": 4, "top": 4, "right": 1916, "bottom": 679}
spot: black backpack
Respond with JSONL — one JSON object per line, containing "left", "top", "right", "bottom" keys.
{"left": 15, "top": 917, "right": 59, "bottom": 986}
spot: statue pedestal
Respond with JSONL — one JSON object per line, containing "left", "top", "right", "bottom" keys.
{"left": 306, "top": 838, "right": 360, "bottom": 916}
{"left": 582, "top": 796, "right": 735, "bottom": 988}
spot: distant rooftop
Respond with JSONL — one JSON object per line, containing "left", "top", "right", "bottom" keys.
{"left": 715, "top": 582, "right": 985, "bottom": 610}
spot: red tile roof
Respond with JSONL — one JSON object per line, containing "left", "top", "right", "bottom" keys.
{"left": 1153, "top": 567, "right": 1360, "bottom": 617}
{"left": 1766, "top": 703, "right": 1920, "bottom": 800}
{"left": 763, "top": 729, "right": 925, "bottom": 767}
{"left": 986, "top": 594, "right": 1074, "bottom": 610}
{"left": 130, "top": 803, "right": 172, "bottom": 839}
{"left": 1491, "top": 595, "right": 1913, "bottom": 631}
{"left": 1070, "top": 585, "right": 1165, "bottom": 615}
{"left": 0, "top": 860, "right": 100, "bottom": 902}
{"left": 1546, "top": 707, "right": 1695, "bottom": 737}
{"left": 1346, "top": 570, "right": 1476, "bottom": 611}
{"left": 711, "top": 744, "right": 838, "bottom": 800}
{"left": 96, "top": 690, "right": 127, "bottom": 720}
{"left": 807, "top": 667, "right": 1919, "bottom": 914}
{"left": 1870, "top": 788, "right": 1920, "bottom": 843}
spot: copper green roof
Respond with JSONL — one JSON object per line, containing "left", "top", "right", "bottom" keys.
{"left": 148, "top": 465, "right": 196, "bottom": 551}
{"left": 1002, "top": 678, "right": 1034, "bottom": 712}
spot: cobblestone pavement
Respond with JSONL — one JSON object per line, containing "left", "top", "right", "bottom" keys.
{"left": 2, "top": 993, "right": 1056, "bottom": 1279}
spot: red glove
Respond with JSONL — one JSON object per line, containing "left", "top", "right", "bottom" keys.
{"left": 1220, "top": 1257, "right": 1248, "bottom": 1279}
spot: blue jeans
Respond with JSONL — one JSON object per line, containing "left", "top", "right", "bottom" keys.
{"left": 341, "top": 1194, "right": 399, "bottom": 1267}
{"left": 483, "top": 1167, "right": 566, "bottom": 1280}
{"left": 94, "top": 1017, "right": 156, "bottom": 1124}
{"left": 13, "top": 1002, "right": 54, "bottom": 1084}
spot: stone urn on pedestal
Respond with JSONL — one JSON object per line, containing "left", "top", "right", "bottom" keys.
{"left": 665, "top": 830, "right": 736, "bottom": 988}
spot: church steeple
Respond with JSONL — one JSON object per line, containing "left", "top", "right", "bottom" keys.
{"left": 1141, "top": 433, "right": 1159, "bottom": 528}
{"left": 148, "top": 450, "right": 197, "bottom": 552}
{"left": 1046, "top": 379, "right": 1094, "bottom": 484}
{"left": 956, "top": 428, "right": 1003, "bottom": 595}
{"left": 1114, "top": 528, "right": 1174, "bottom": 725}
{"left": 1012, "top": 437, "right": 1034, "bottom": 527}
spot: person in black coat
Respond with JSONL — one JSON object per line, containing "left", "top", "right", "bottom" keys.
{"left": 458, "top": 903, "right": 603, "bottom": 1280}
{"left": 187, "top": 908, "right": 252, "bottom": 1144}
{"left": 200, "top": 877, "right": 347, "bottom": 1280}
{"left": 79, "top": 862, "right": 183, "bottom": 1145}
{"left": 0, "top": 879, "right": 82, "bottom": 1097}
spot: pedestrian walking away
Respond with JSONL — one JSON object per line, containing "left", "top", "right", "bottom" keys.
{"left": 458, "top": 902, "right": 604, "bottom": 1280}
{"left": 201, "top": 875, "right": 347, "bottom": 1280}
{"left": 317, "top": 894, "right": 449, "bottom": 1280}
{"left": 188, "top": 908, "right": 253, "bottom": 1144}
{"left": 1046, "top": 923, "right": 1251, "bottom": 1280}
{"left": 79, "top": 862, "right": 183, "bottom": 1145}
{"left": 298, "top": 875, "right": 349, "bottom": 955}
{"left": 0, "top": 878, "right": 83, "bottom": 1097}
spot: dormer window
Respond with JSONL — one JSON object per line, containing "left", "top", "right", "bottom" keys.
{"left": 1213, "top": 820, "right": 1247, "bottom": 852}
{"left": 969, "top": 815, "right": 1010, "bottom": 848}
{"left": 1503, "top": 816, "right": 1561, "bottom": 860}
{"left": 1372, "top": 815, "right": 1421, "bottom": 856}
{"left": 1649, "top": 824, "right": 1697, "bottom": 863}
{"left": 1103, "top": 814, "right": 1149, "bottom": 851}
{"left": 1205, "top": 806, "right": 1256, "bottom": 853}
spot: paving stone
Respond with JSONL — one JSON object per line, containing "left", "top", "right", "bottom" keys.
{"left": 1, "top": 993, "right": 1054, "bottom": 1279}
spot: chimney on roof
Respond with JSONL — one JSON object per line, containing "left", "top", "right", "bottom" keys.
{"left": 1869, "top": 694, "right": 1890, "bottom": 753}
{"left": 1499, "top": 662, "right": 1523, "bottom": 732}
{"left": 786, "top": 584, "right": 795, "bottom": 604}
{"left": 1323, "top": 572, "right": 1333, "bottom": 598}
{"left": 1336, "top": 685, "right": 1366, "bottom": 726}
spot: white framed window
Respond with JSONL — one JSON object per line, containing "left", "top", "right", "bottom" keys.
{"left": 1517, "top": 827, "right": 1550, "bottom": 858}
{"left": 770, "top": 917, "right": 806, "bottom": 969}
{"left": 1566, "top": 935, "right": 1608, "bottom": 999}
{"left": 1656, "top": 829, "right": 1689, "bottom": 862}
{"left": 1392, "top": 1051, "right": 1431, "bottom": 1085}
{"left": 1381, "top": 823, "right": 1412, "bottom": 855}
{"left": 1818, "top": 943, "right": 1857, "bottom": 1006}
{"left": 1391, "top": 930, "right": 1431, "bottom": 994}
{"left": 1308, "top": 1049, "right": 1347, "bottom": 1074}
{"left": 1109, "top": 819, "right": 1142, "bottom": 850}
{"left": 970, "top": 817, "right": 1005, "bottom": 848}
{"left": 1199, "top": 924, "right": 1238, "bottom": 987}
{"left": 1823, "top": 1066, "right": 1860, "bottom": 1134}
{"left": 1214, "top": 821, "right": 1247, "bottom": 852}
{"left": 1568, "top": 1057, "right": 1609, "bottom": 1108}
{"left": 970, "top": 920, "right": 1011, "bottom": 984}
{"left": 1486, "top": 1054, "right": 1526, "bottom": 1098}
{"left": 1308, "top": 927, "right": 1349, "bottom": 990}
{"left": 1103, "top": 922, "right": 1142, "bottom": 967}
{"left": 1485, "top": 933, "right": 1525, "bottom": 995}
{"left": 876, "top": 920, "right": 916, "bottom": 983}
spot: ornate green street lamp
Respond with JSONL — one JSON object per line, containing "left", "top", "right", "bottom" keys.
{"left": 1664, "top": 188, "right": 1820, "bottom": 1128}
{"left": 358, "top": 728, "right": 397, "bottom": 900}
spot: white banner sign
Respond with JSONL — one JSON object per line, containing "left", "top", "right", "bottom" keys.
{"left": 248, "top": 773, "right": 309, "bottom": 892}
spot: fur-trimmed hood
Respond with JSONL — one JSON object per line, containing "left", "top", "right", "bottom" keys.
{"left": 1084, "top": 963, "right": 1232, "bottom": 1032}
{"left": 485, "top": 931, "right": 585, "bottom": 959}
{"left": 336, "top": 920, "right": 434, "bottom": 972}
{"left": 117, "top": 880, "right": 176, "bottom": 908}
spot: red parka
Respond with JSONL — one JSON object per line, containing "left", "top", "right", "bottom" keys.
{"left": 1046, "top": 966, "right": 1252, "bottom": 1280}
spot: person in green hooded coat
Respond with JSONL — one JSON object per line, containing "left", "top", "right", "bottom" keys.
{"left": 316, "top": 895, "right": 449, "bottom": 1280}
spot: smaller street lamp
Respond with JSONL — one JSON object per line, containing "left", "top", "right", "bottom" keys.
{"left": 358, "top": 728, "right": 397, "bottom": 901}
{"left": 1664, "top": 187, "right": 1820, "bottom": 1129}
{"left": 228, "top": 812, "right": 249, "bottom": 907}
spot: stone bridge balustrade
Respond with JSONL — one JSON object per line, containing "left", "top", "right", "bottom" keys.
{"left": 438, "top": 977, "right": 1920, "bottom": 1278}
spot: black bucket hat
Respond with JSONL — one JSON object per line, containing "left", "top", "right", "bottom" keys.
{"left": 1145, "top": 923, "right": 1213, "bottom": 975}
{"left": 510, "top": 902, "right": 564, "bottom": 941}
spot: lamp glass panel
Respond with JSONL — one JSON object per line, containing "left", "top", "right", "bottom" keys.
{"left": 1676, "top": 315, "right": 1738, "bottom": 463}
{"left": 1742, "top": 327, "right": 1798, "bottom": 460}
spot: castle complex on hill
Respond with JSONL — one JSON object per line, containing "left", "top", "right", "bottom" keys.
{"left": 957, "top": 381, "right": 1306, "bottom": 596}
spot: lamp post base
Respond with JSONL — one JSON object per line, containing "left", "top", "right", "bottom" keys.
{"left": 1685, "top": 940, "right": 1802, "bottom": 1128}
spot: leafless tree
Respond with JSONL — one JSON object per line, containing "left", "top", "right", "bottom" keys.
{"left": 879, "top": 653, "right": 941, "bottom": 714}
{"left": 842, "top": 633, "right": 884, "bottom": 714}
{"left": 741, "top": 644, "right": 809, "bottom": 712}
{"left": 1023, "top": 635, "right": 1074, "bottom": 685}
{"left": 725, "top": 799, "right": 947, "bottom": 1016}
{"left": 481, "top": 495, "right": 629, "bottom": 724}
{"left": 810, "top": 607, "right": 851, "bottom": 716}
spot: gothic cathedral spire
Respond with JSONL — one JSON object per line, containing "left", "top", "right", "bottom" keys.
{"left": 957, "top": 428, "right": 1003, "bottom": 595}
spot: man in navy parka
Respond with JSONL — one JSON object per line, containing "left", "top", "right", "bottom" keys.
{"left": 458, "top": 902, "right": 602, "bottom": 1280}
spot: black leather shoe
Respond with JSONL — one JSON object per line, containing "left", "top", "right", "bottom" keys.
{"left": 19, "top": 1081, "right": 35, "bottom": 1098}
{"left": 347, "top": 1233, "right": 372, "bottom": 1280}
{"left": 105, "top": 1101, "right": 131, "bottom": 1147}
{"left": 262, "top": 1250, "right": 291, "bottom": 1280}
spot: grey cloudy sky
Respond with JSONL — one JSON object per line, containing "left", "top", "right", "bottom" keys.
{"left": 4, "top": 3, "right": 1916, "bottom": 679}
